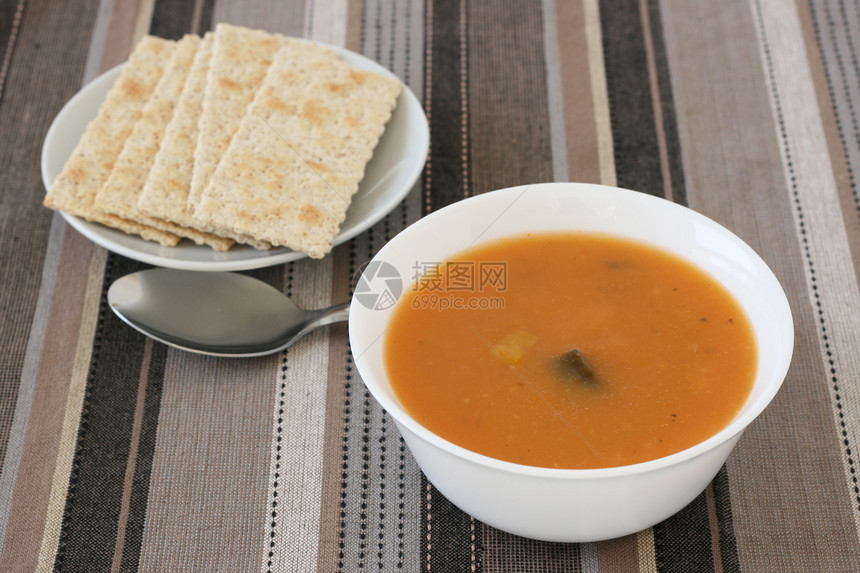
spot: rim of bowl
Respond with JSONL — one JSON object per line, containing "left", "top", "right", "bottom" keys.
{"left": 349, "top": 182, "right": 794, "bottom": 479}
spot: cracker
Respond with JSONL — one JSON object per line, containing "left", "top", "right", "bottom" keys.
{"left": 188, "top": 24, "right": 339, "bottom": 249}
{"left": 188, "top": 24, "right": 289, "bottom": 210}
{"left": 137, "top": 33, "right": 212, "bottom": 228}
{"left": 94, "top": 34, "right": 232, "bottom": 250}
{"left": 192, "top": 40, "right": 401, "bottom": 259}
{"left": 125, "top": 34, "right": 234, "bottom": 251}
{"left": 43, "top": 36, "right": 181, "bottom": 246}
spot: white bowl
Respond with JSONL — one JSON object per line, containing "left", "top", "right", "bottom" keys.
{"left": 348, "top": 182, "right": 793, "bottom": 542}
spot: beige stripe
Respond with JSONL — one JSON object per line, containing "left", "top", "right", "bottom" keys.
{"left": 259, "top": 9, "right": 343, "bottom": 566}
{"left": 796, "top": 0, "right": 860, "bottom": 284}
{"left": 131, "top": 0, "right": 155, "bottom": 45}
{"left": 306, "top": 0, "right": 349, "bottom": 46}
{"left": 636, "top": 528, "right": 657, "bottom": 572}
{"left": 423, "top": 0, "right": 434, "bottom": 214}
{"left": 638, "top": 0, "right": 673, "bottom": 201}
{"left": 755, "top": 0, "right": 860, "bottom": 538}
{"left": 262, "top": 335, "right": 330, "bottom": 572}
{"left": 81, "top": 0, "right": 114, "bottom": 85}
{"left": 36, "top": 247, "right": 107, "bottom": 572}
{"left": 540, "top": 0, "right": 569, "bottom": 182}
{"left": 82, "top": 0, "right": 118, "bottom": 82}
{"left": 263, "top": 259, "right": 333, "bottom": 573}
{"left": 460, "top": 0, "right": 470, "bottom": 197}
{"left": 1, "top": 5, "right": 116, "bottom": 565}
{"left": 555, "top": 0, "right": 601, "bottom": 184}
{"left": 110, "top": 339, "right": 153, "bottom": 573}
{"left": 582, "top": 0, "right": 616, "bottom": 187}
{"left": 189, "top": 0, "right": 206, "bottom": 35}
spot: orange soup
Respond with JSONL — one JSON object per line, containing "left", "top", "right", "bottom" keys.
{"left": 383, "top": 233, "right": 757, "bottom": 469}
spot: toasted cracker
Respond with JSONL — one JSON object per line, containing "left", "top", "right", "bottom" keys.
{"left": 188, "top": 24, "right": 290, "bottom": 210}
{"left": 192, "top": 40, "right": 401, "bottom": 259}
{"left": 137, "top": 33, "right": 213, "bottom": 228}
{"left": 92, "top": 35, "right": 223, "bottom": 248}
{"left": 43, "top": 36, "right": 181, "bottom": 246}
{"left": 119, "top": 34, "right": 234, "bottom": 251}
{"left": 188, "top": 24, "right": 338, "bottom": 249}
{"left": 93, "top": 35, "right": 232, "bottom": 251}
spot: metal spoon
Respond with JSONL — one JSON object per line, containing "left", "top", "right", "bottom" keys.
{"left": 108, "top": 268, "right": 350, "bottom": 357}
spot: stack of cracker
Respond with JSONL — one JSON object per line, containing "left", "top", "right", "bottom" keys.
{"left": 44, "top": 24, "right": 402, "bottom": 259}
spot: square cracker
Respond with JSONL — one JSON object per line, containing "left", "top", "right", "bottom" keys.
{"left": 94, "top": 34, "right": 232, "bottom": 250}
{"left": 43, "top": 36, "right": 181, "bottom": 246}
{"left": 192, "top": 40, "right": 402, "bottom": 259}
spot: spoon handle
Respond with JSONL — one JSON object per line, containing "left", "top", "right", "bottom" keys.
{"left": 309, "top": 302, "right": 351, "bottom": 329}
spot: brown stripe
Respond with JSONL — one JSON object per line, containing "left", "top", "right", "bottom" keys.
{"left": 136, "top": 354, "right": 276, "bottom": 570}
{"left": 51, "top": 253, "right": 154, "bottom": 572}
{"left": 149, "top": 0, "right": 197, "bottom": 38}
{"left": 599, "top": 0, "right": 664, "bottom": 196}
{"left": 710, "top": 466, "right": 740, "bottom": 571}
{"left": 661, "top": 0, "right": 860, "bottom": 567}
{"left": 110, "top": 339, "right": 153, "bottom": 573}
{"left": 424, "top": 0, "right": 468, "bottom": 212}
{"left": 638, "top": 0, "right": 673, "bottom": 201}
{"left": 554, "top": 0, "right": 602, "bottom": 184}
{"left": 0, "top": 0, "right": 101, "bottom": 566}
{"left": 704, "top": 484, "right": 725, "bottom": 573}
{"left": 102, "top": 0, "right": 146, "bottom": 72}
{"left": 0, "top": 233, "right": 95, "bottom": 572}
{"left": 0, "top": 0, "right": 24, "bottom": 104}
{"left": 597, "top": 534, "right": 641, "bottom": 571}
{"left": 0, "top": 0, "right": 97, "bottom": 473}
{"left": 209, "top": 1, "right": 305, "bottom": 36}
{"left": 189, "top": 0, "right": 206, "bottom": 34}
{"left": 753, "top": 0, "right": 860, "bottom": 556}
{"left": 345, "top": 0, "right": 363, "bottom": 52}
{"left": 467, "top": 0, "right": 553, "bottom": 194}
{"left": 482, "top": 523, "right": 579, "bottom": 572}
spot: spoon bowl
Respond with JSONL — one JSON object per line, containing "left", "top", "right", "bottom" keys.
{"left": 108, "top": 268, "right": 349, "bottom": 357}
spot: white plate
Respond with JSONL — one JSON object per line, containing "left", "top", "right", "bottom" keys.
{"left": 41, "top": 43, "right": 429, "bottom": 271}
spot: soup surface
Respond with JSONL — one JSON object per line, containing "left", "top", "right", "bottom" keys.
{"left": 383, "top": 233, "right": 757, "bottom": 469}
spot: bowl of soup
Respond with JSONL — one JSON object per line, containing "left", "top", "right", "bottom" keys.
{"left": 348, "top": 182, "right": 793, "bottom": 542}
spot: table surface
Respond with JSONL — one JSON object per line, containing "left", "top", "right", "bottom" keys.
{"left": 3, "top": 0, "right": 860, "bottom": 571}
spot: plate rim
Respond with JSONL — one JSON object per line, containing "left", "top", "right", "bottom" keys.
{"left": 41, "top": 40, "right": 429, "bottom": 271}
